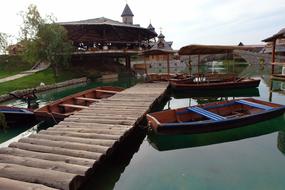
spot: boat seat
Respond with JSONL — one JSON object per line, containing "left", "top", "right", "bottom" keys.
{"left": 96, "top": 89, "right": 119, "bottom": 94}
{"left": 59, "top": 104, "right": 89, "bottom": 109}
{"left": 187, "top": 107, "right": 226, "bottom": 121}
{"left": 236, "top": 100, "right": 273, "bottom": 110}
{"left": 75, "top": 97, "right": 100, "bottom": 102}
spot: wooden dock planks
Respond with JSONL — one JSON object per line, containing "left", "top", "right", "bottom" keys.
{"left": 0, "top": 82, "right": 168, "bottom": 190}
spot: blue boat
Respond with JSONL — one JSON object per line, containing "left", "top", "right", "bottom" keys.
{"left": 0, "top": 106, "right": 36, "bottom": 128}
{"left": 146, "top": 98, "right": 285, "bottom": 135}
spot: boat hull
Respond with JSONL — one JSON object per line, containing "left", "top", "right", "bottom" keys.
{"left": 0, "top": 107, "right": 36, "bottom": 128}
{"left": 170, "top": 79, "right": 260, "bottom": 91}
{"left": 34, "top": 86, "right": 124, "bottom": 121}
{"left": 147, "top": 98, "right": 285, "bottom": 135}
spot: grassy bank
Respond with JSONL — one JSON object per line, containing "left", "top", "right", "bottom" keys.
{"left": 0, "top": 68, "right": 85, "bottom": 95}
{"left": 0, "top": 55, "right": 33, "bottom": 79}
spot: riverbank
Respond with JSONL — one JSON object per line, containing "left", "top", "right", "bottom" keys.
{"left": 0, "top": 77, "right": 87, "bottom": 103}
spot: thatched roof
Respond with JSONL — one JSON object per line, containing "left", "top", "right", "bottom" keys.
{"left": 179, "top": 44, "right": 256, "bottom": 55}
{"left": 263, "top": 28, "right": 285, "bottom": 42}
{"left": 59, "top": 17, "right": 157, "bottom": 43}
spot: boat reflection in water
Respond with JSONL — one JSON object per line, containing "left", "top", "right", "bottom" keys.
{"left": 278, "top": 130, "right": 285, "bottom": 155}
{"left": 147, "top": 115, "right": 285, "bottom": 152}
{"left": 171, "top": 87, "right": 260, "bottom": 100}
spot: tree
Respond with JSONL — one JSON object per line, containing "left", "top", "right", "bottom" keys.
{"left": 0, "top": 32, "right": 9, "bottom": 54}
{"left": 35, "top": 23, "right": 73, "bottom": 76}
{"left": 19, "top": 4, "right": 43, "bottom": 41}
{"left": 20, "top": 4, "right": 73, "bottom": 77}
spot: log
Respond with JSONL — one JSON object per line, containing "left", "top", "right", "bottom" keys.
{"left": 9, "top": 142, "right": 102, "bottom": 160}
{"left": 0, "top": 154, "right": 89, "bottom": 176}
{"left": 55, "top": 122, "right": 132, "bottom": 130}
{"left": 64, "top": 118, "right": 134, "bottom": 125}
{"left": 74, "top": 112, "right": 141, "bottom": 117}
{"left": 0, "top": 177, "right": 57, "bottom": 190}
{"left": 29, "top": 134, "right": 116, "bottom": 147}
{"left": 68, "top": 115, "right": 137, "bottom": 120}
{"left": 0, "top": 163, "right": 82, "bottom": 190}
{"left": 0, "top": 148, "right": 94, "bottom": 167}
{"left": 48, "top": 127, "right": 126, "bottom": 135}
{"left": 19, "top": 138, "right": 109, "bottom": 153}
{"left": 39, "top": 130, "right": 120, "bottom": 140}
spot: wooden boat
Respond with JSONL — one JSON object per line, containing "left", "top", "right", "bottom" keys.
{"left": 35, "top": 86, "right": 124, "bottom": 121}
{"left": 148, "top": 115, "right": 285, "bottom": 151}
{"left": 170, "top": 77, "right": 260, "bottom": 90}
{"left": 146, "top": 98, "right": 285, "bottom": 135}
{"left": 0, "top": 106, "right": 36, "bottom": 128}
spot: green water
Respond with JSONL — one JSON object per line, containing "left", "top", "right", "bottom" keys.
{"left": 1, "top": 62, "right": 285, "bottom": 189}
{"left": 110, "top": 64, "right": 285, "bottom": 190}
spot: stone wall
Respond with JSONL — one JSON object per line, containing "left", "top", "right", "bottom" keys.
{"left": 0, "top": 77, "right": 87, "bottom": 103}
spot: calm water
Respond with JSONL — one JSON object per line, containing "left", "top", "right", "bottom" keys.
{"left": 1, "top": 63, "right": 285, "bottom": 189}
{"left": 111, "top": 64, "right": 285, "bottom": 190}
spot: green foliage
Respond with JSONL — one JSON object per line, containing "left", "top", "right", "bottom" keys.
{"left": 20, "top": 4, "right": 73, "bottom": 77}
{"left": 19, "top": 4, "right": 43, "bottom": 40}
{"left": 36, "top": 23, "right": 73, "bottom": 76}
{"left": 0, "top": 55, "right": 33, "bottom": 79}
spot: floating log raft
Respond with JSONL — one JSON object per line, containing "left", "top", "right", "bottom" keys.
{"left": 0, "top": 82, "right": 168, "bottom": 190}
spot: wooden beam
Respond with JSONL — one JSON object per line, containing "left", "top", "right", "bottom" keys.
{"left": 272, "top": 39, "right": 276, "bottom": 74}
{"left": 59, "top": 104, "right": 89, "bottom": 109}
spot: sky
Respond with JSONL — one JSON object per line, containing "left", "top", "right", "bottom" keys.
{"left": 0, "top": 0, "right": 284, "bottom": 49}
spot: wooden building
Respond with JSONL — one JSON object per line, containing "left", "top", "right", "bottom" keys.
{"left": 263, "top": 27, "right": 285, "bottom": 79}
{"left": 59, "top": 4, "right": 157, "bottom": 70}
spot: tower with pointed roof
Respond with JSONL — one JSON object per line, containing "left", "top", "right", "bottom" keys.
{"left": 121, "top": 4, "right": 134, "bottom": 25}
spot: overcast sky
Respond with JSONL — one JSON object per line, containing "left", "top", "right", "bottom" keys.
{"left": 1, "top": 0, "right": 284, "bottom": 49}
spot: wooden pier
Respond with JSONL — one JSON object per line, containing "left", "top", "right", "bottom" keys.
{"left": 0, "top": 83, "right": 169, "bottom": 190}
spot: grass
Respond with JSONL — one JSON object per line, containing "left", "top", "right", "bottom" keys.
{"left": 0, "top": 68, "right": 85, "bottom": 95}
{"left": 0, "top": 55, "right": 33, "bottom": 79}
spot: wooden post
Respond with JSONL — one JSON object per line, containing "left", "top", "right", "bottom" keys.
{"left": 144, "top": 55, "right": 148, "bottom": 76}
{"left": 272, "top": 39, "right": 276, "bottom": 74}
{"left": 125, "top": 55, "right": 131, "bottom": 71}
{"left": 197, "top": 54, "right": 200, "bottom": 74}
{"left": 167, "top": 54, "right": 170, "bottom": 80}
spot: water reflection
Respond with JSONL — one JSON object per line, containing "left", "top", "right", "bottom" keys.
{"left": 148, "top": 115, "right": 285, "bottom": 151}
{"left": 79, "top": 127, "right": 146, "bottom": 190}
{"left": 278, "top": 130, "right": 285, "bottom": 155}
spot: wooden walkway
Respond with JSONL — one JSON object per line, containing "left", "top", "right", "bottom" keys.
{"left": 0, "top": 83, "right": 169, "bottom": 190}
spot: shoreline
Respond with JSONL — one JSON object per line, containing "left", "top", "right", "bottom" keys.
{"left": 0, "top": 77, "right": 87, "bottom": 103}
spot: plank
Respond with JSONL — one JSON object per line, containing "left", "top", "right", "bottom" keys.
{"left": 59, "top": 104, "right": 89, "bottom": 109}
{"left": 75, "top": 97, "right": 100, "bottom": 102}
{"left": 95, "top": 89, "right": 119, "bottom": 94}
